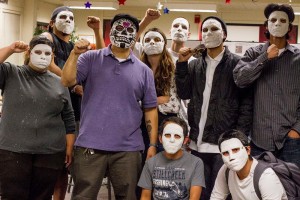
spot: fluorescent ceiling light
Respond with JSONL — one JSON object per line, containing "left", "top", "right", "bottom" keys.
{"left": 168, "top": 3, "right": 217, "bottom": 13}
{"left": 293, "top": 6, "right": 300, "bottom": 15}
{"left": 63, "top": 1, "right": 119, "bottom": 10}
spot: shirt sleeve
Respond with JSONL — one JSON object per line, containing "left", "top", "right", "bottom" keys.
{"left": 76, "top": 51, "right": 92, "bottom": 85}
{"left": 175, "top": 59, "right": 196, "bottom": 100}
{"left": 259, "top": 168, "right": 287, "bottom": 200}
{"left": 142, "top": 68, "right": 157, "bottom": 108}
{"left": 138, "top": 160, "right": 153, "bottom": 190}
{"left": 210, "top": 165, "right": 230, "bottom": 200}
{"left": 0, "top": 62, "right": 14, "bottom": 90}
{"left": 61, "top": 87, "right": 76, "bottom": 134}
{"left": 191, "top": 157, "right": 206, "bottom": 188}
{"left": 233, "top": 47, "right": 269, "bottom": 88}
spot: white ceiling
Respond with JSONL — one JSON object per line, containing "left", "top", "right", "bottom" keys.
{"left": 41, "top": 0, "right": 300, "bottom": 12}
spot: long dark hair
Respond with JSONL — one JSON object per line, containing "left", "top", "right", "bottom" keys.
{"left": 140, "top": 28, "right": 174, "bottom": 96}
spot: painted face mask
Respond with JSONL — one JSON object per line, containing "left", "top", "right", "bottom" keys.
{"left": 110, "top": 18, "right": 137, "bottom": 49}
{"left": 162, "top": 123, "right": 184, "bottom": 154}
{"left": 202, "top": 19, "right": 224, "bottom": 48}
{"left": 220, "top": 138, "right": 249, "bottom": 172}
{"left": 55, "top": 11, "right": 74, "bottom": 35}
{"left": 171, "top": 18, "right": 189, "bottom": 42}
{"left": 268, "top": 11, "right": 289, "bottom": 37}
{"left": 30, "top": 44, "right": 52, "bottom": 70}
{"left": 143, "top": 31, "right": 165, "bottom": 55}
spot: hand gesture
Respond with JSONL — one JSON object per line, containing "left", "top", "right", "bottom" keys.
{"left": 178, "top": 47, "right": 193, "bottom": 62}
{"left": 144, "top": 9, "right": 161, "bottom": 22}
{"left": 10, "top": 41, "right": 29, "bottom": 53}
{"left": 74, "top": 38, "right": 90, "bottom": 55}
{"left": 267, "top": 44, "right": 279, "bottom": 59}
{"left": 87, "top": 16, "right": 100, "bottom": 30}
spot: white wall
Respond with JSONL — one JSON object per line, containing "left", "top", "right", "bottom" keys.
{"left": 0, "top": 0, "right": 23, "bottom": 64}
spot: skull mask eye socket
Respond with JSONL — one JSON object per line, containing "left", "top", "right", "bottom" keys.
{"left": 127, "top": 27, "right": 134, "bottom": 33}
{"left": 116, "top": 25, "right": 124, "bottom": 31}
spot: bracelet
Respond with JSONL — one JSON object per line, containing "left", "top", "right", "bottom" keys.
{"left": 149, "top": 143, "right": 157, "bottom": 148}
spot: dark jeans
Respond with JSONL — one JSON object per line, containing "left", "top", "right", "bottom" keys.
{"left": 251, "top": 136, "right": 300, "bottom": 166}
{"left": 191, "top": 151, "right": 223, "bottom": 200}
{"left": 0, "top": 149, "right": 64, "bottom": 200}
{"left": 71, "top": 147, "right": 141, "bottom": 200}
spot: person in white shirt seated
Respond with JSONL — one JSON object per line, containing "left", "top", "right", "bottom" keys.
{"left": 210, "top": 129, "right": 287, "bottom": 200}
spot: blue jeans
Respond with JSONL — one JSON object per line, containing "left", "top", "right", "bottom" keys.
{"left": 191, "top": 151, "right": 224, "bottom": 200}
{"left": 251, "top": 136, "right": 300, "bottom": 166}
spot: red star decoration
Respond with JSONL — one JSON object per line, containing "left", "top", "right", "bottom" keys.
{"left": 225, "top": 0, "right": 231, "bottom": 4}
{"left": 118, "top": 0, "right": 126, "bottom": 5}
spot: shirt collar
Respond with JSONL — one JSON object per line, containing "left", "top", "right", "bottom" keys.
{"left": 206, "top": 47, "right": 225, "bottom": 62}
{"left": 262, "top": 41, "right": 297, "bottom": 54}
{"left": 103, "top": 44, "right": 136, "bottom": 63}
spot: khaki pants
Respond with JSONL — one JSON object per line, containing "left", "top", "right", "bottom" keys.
{"left": 71, "top": 147, "right": 142, "bottom": 200}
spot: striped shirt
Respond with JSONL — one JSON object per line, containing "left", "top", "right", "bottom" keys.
{"left": 233, "top": 42, "right": 300, "bottom": 150}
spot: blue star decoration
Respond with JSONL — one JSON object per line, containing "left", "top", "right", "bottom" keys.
{"left": 84, "top": 1, "right": 92, "bottom": 8}
{"left": 163, "top": 7, "right": 169, "bottom": 14}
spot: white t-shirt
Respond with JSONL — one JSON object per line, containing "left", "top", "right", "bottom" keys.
{"left": 210, "top": 159, "right": 287, "bottom": 200}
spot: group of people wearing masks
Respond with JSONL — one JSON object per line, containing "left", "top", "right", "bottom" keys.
{"left": 0, "top": 2, "right": 299, "bottom": 200}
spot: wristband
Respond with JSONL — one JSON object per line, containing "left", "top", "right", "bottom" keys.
{"left": 149, "top": 143, "right": 157, "bottom": 148}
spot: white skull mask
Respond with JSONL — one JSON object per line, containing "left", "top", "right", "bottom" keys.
{"left": 202, "top": 19, "right": 224, "bottom": 48}
{"left": 268, "top": 11, "right": 289, "bottom": 37}
{"left": 220, "top": 138, "right": 249, "bottom": 172}
{"left": 143, "top": 31, "right": 165, "bottom": 55}
{"left": 55, "top": 11, "right": 74, "bottom": 35}
{"left": 110, "top": 19, "right": 137, "bottom": 49}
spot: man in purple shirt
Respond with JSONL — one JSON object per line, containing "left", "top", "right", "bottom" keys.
{"left": 61, "top": 14, "right": 158, "bottom": 200}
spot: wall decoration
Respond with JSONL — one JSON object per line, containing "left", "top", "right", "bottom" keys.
{"left": 85, "top": 1, "right": 92, "bottom": 8}
{"left": 118, "top": 0, "right": 126, "bottom": 5}
{"left": 163, "top": 7, "right": 169, "bottom": 14}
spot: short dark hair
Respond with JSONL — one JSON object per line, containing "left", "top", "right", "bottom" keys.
{"left": 110, "top": 13, "right": 139, "bottom": 32}
{"left": 25, "top": 36, "right": 54, "bottom": 65}
{"left": 264, "top": 3, "right": 294, "bottom": 39}
{"left": 159, "top": 117, "right": 188, "bottom": 138}
{"left": 218, "top": 129, "right": 249, "bottom": 152}
{"left": 29, "top": 35, "right": 55, "bottom": 51}
{"left": 51, "top": 6, "right": 73, "bottom": 20}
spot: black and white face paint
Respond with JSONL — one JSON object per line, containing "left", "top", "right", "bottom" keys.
{"left": 268, "top": 11, "right": 289, "bottom": 37}
{"left": 30, "top": 44, "right": 52, "bottom": 70}
{"left": 171, "top": 18, "right": 189, "bottom": 42}
{"left": 109, "top": 19, "right": 137, "bottom": 49}
{"left": 143, "top": 31, "right": 165, "bottom": 55}
{"left": 202, "top": 19, "right": 224, "bottom": 48}
{"left": 55, "top": 11, "right": 74, "bottom": 35}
